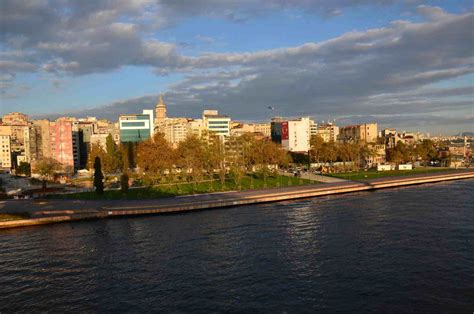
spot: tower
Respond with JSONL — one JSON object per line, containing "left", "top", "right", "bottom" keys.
{"left": 155, "top": 95, "right": 167, "bottom": 124}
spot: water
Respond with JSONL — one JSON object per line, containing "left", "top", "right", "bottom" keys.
{"left": 1, "top": 180, "right": 473, "bottom": 312}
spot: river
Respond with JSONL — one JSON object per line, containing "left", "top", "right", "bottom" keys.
{"left": 1, "top": 180, "right": 473, "bottom": 312}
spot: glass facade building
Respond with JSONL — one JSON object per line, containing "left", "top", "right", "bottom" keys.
{"left": 119, "top": 110, "right": 154, "bottom": 143}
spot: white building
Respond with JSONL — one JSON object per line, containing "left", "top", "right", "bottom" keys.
{"left": 271, "top": 117, "right": 311, "bottom": 152}
{"left": 203, "top": 110, "right": 231, "bottom": 137}
{"left": 310, "top": 120, "right": 318, "bottom": 136}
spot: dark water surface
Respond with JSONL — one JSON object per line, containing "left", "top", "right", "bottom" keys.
{"left": 1, "top": 180, "right": 473, "bottom": 312}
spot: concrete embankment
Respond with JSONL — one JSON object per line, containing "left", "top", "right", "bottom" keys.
{"left": 1, "top": 170, "right": 473, "bottom": 230}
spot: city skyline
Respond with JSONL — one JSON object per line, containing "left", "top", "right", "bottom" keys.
{"left": 1, "top": 1, "right": 473, "bottom": 134}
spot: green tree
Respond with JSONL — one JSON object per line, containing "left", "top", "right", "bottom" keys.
{"left": 105, "top": 134, "right": 122, "bottom": 174}
{"left": 415, "top": 139, "right": 438, "bottom": 163}
{"left": 93, "top": 156, "right": 104, "bottom": 194}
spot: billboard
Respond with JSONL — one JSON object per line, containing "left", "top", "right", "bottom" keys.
{"left": 281, "top": 121, "right": 289, "bottom": 140}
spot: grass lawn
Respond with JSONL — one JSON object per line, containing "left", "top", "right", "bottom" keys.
{"left": 50, "top": 175, "right": 316, "bottom": 200}
{"left": 0, "top": 213, "right": 30, "bottom": 222}
{"left": 327, "top": 167, "right": 457, "bottom": 180}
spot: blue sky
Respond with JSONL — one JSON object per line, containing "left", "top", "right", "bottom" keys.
{"left": 0, "top": 0, "right": 473, "bottom": 134}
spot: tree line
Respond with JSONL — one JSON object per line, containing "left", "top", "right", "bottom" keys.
{"left": 87, "top": 132, "right": 289, "bottom": 189}
{"left": 309, "top": 135, "right": 440, "bottom": 167}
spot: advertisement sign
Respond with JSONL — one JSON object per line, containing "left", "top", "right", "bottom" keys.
{"left": 281, "top": 121, "right": 289, "bottom": 140}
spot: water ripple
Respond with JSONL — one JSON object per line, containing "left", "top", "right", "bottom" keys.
{"left": 1, "top": 179, "right": 473, "bottom": 312}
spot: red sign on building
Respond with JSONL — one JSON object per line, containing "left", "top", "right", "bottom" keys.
{"left": 281, "top": 121, "right": 289, "bottom": 140}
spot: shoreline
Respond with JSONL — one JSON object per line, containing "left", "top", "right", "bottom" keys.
{"left": 1, "top": 170, "right": 473, "bottom": 230}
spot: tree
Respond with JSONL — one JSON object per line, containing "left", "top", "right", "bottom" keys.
{"left": 387, "top": 141, "right": 414, "bottom": 165}
{"left": 309, "top": 135, "right": 324, "bottom": 164}
{"left": 87, "top": 143, "right": 106, "bottom": 170}
{"left": 176, "top": 135, "right": 207, "bottom": 187}
{"left": 137, "top": 132, "right": 175, "bottom": 183}
{"left": 35, "top": 158, "right": 62, "bottom": 189}
{"left": 360, "top": 143, "right": 378, "bottom": 168}
{"left": 121, "top": 142, "right": 137, "bottom": 171}
{"left": 105, "top": 134, "right": 122, "bottom": 174}
{"left": 207, "top": 134, "right": 227, "bottom": 187}
{"left": 320, "top": 142, "right": 338, "bottom": 165}
{"left": 93, "top": 156, "right": 104, "bottom": 194}
{"left": 120, "top": 172, "right": 129, "bottom": 193}
{"left": 16, "top": 162, "right": 31, "bottom": 176}
{"left": 226, "top": 135, "right": 246, "bottom": 189}
{"left": 415, "top": 139, "right": 438, "bottom": 163}
{"left": 259, "top": 138, "right": 287, "bottom": 186}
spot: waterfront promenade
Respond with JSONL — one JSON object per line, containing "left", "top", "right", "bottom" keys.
{"left": 1, "top": 169, "right": 473, "bottom": 229}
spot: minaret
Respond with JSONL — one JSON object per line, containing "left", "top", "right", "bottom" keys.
{"left": 155, "top": 95, "right": 167, "bottom": 124}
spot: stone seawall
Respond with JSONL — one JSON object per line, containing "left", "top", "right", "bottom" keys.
{"left": 1, "top": 170, "right": 473, "bottom": 230}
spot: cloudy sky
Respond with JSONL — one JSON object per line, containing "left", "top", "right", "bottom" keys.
{"left": 1, "top": 0, "right": 473, "bottom": 134}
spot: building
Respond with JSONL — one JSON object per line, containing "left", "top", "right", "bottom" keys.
{"left": 189, "top": 119, "right": 204, "bottom": 138}
{"left": 316, "top": 123, "right": 339, "bottom": 142}
{"left": 310, "top": 120, "right": 318, "bottom": 137}
{"left": 203, "top": 110, "right": 231, "bottom": 138}
{"left": 155, "top": 95, "right": 167, "bottom": 125}
{"left": 339, "top": 123, "right": 378, "bottom": 143}
{"left": 231, "top": 122, "right": 271, "bottom": 138}
{"left": 156, "top": 118, "right": 192, "bottom": 147}
{"left": 24, "top": 125, "right": 43, "bottom": 163}
{"left": 75, "top": 117, "right": 117, "bottom": 168}
{"left": 365, "top": 144, "right": 387, "bottom": 167}
{"left": 271, "top": 117, "right": 311, "bottom": 152}
{"left": 254, "top": 123, "right": 271, "bottom": 138}
{"left": 119, "top": 110, "right": 154, "bottom": 143}
{"left": 33, "top": 120, "right": 51, "bottom": 159}
{"left": 49, "top": 119, "right": 75, "bottom": 170}
{"left": 0, "top": 135, "right": 11, "bottom": 169}
{"left": 90, "top": 133, "right": 109, "bottom": 149}
{"left": 1, "top": 112, "right": 28, "bottom": 126}
{"left": 0, "top": 124, "right": 29, "bottom": 168}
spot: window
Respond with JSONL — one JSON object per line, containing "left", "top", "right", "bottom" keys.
{"left": 122, "top": 121, "right": 146, "bottom": 127}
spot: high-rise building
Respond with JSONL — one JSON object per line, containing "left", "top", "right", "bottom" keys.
{"left": 0, "top": 135, "right": 11, "bottom": 170}
{"left": 33, "top": 120, "right": 51, "bottom": 159}
{"left": 271, "top": 117, "right": 311, "bottom": 152}
{"left": 0, "top": 124, "right": 29, "bottom": 167}
{"left": 49, "top": 119, "right": 75, "bottom": 169}
{"left": 119, "top": 110, "right": 154, "bottom": 142}
{"left": 24, "top": 125, "right": 43, "bottom": 162}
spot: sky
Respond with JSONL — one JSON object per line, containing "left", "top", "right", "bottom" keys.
{"left": 0, "top": 0, "right": 473, "bottom": 135}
